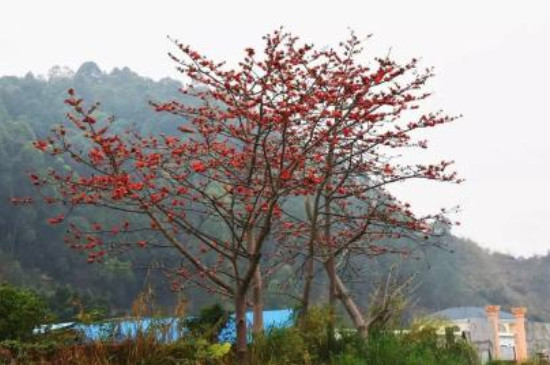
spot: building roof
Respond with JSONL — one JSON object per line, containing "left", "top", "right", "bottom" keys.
{"left": 431, "top": 307, "right": 515, "bottom": 321}
{"left": 35, "top": 309, "right": 294, "bottom": 344}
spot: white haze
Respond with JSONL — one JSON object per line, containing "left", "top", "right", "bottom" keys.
{"left": 1, "top": 0, "right": 549, "bottom": 256}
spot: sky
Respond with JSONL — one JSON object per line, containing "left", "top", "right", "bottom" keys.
{"left": 1, "top": 0, "right": 549, "bottom": 256}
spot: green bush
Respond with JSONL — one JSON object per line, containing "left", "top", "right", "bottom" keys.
{"left": 328, "top": 324, "right": 480, "bottom": 365}
{"left": 353, "top": 328, "right": 480, "bottom": 365}
{"left": 0, "top": 284, "right": 52, "bottom": 341}
{"left": 251, "top": 307, "right": 479, "bottom": 365}
{"left": 146, "top": 337, "right": 232, "bottom": 365}
{"left": 248, "top": 306, "right": 333, "bottom": 364}
{"left": 252, "top": 326, "right": 308, "bottom": 364}
{"left": 299, "top": 306, "right": 332, "bottom": 358}
{"left": 184, "top": 304, "right": 230, "bottom": 342}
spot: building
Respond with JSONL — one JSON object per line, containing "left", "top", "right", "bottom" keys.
{"left": 431, "top": 306, "right": 528, "bottom": 363}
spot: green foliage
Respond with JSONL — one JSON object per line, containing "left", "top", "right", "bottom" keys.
{"left": 252, "top": 326, "right": 308, "bottom": 364}
{"left": 0, "top": 284, "right": 51, "bottom": 341}
{"left": 0, "top": 338, "right": 62, "bottom": 364}
{"left": 184, "top": 304, "right": 230, "bottom": 342}
{"left": 148, "top": 338, "right": 232, "bottom": 365}
{"left": 249, "top": 307, "right": 479, "bottom": 365}
{"left": 248, "top": 307, "right": 334, "bottom": 364}
{"left": 45, "top": 285, "right": 109, "bottom": 322}
{"left": 298, "top": 306, "right": 333, "bottom": 359}
{"left": 330, "top": 329, "right": 479, "bottom": 365}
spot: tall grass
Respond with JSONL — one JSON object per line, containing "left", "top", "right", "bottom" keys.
{"left": 250, "top": 307, "right": 480, "bottom": 365}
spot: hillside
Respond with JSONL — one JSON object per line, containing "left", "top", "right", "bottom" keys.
{"left": 414, "top": 235, "right": 550, "bottom": 321}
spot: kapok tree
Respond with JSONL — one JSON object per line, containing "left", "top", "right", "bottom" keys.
{"left": 24, "top": 29, "right": 460, "bottom": 357}
{"left": 266, "top": 32, "right": 461, "bottom": 337}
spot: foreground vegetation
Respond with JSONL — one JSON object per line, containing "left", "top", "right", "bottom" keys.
{"left": 0, "top": 307, "right": 480, "bottom": 365}
{"left": 3, "top": 281, "right": 549, "bottom": 365}
{"left": 0, "top": 284, "right": 482, "bottom": 364}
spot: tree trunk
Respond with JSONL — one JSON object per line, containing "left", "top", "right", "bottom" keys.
{"left": 235, "top": 293, "right": 248, "bottom": 362}
{"left": 301, "top": 195, "right": 316, "bottom": 320}
{"left": 325, "top": 257, "right": 337, "bottom": 309}
{"left": 301, "top": 241, "right": 315, "bottom": 317}
{"left": 251, "top": 263, "right": 264, "bottom": 335}
{"left": 324, "top": 145, "right": 336, "bottom": 349}
{"left": 247, "top": 229, "right": 264, "bottom": 335}
{"left": 324, "top": 257, "right": 337, "bottom": 350}
{"left": 333, "top": 273, "right": 368, "bottom": 338}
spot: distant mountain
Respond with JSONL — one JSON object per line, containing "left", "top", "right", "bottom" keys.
{"left": 413, "top": 235, "right": 550, "bottom": 321}
{"left": 0, "top": 63, "right": 188, "bottom": 319}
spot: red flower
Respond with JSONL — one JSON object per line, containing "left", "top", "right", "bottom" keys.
{"left": 28, "top": 174, "right": 40, "bottom": 186}
{"left": 48, "top": 214, "right": 64, "bottom": 225}
{"left": 280, "top": 169, "right": 292, "bottom": 180}
{"left": 83, "top": 116, "right": 96, "bottom": 124}
{"left": 33, "top": 140, "right": 48, "bottom": 152}
{"left": 373, "top": 69, "right": 385, "bottom": 84}
{"left": 191, "top": 161, "right": 206, "bottom": 173}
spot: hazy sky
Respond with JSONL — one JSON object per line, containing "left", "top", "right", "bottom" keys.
{"left": 1, "top": 0, "right": 549, "bottom": 256}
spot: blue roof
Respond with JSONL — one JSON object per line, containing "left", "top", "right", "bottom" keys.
{"left": 219, "top": 309, "right": 294, "bottom": 342}
{"left": 431, "top": 307, "right": 515, "bottom": 321}
{"left": 37, "top": 309, "right": 294, "bottom": 344}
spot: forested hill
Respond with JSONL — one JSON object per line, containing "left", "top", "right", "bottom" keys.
{"left": 1, "top": 63, "right": 549, "bottom": 322}
{"left": 0, "top": 63, "right": 186, "bottom": 320}
{"left": 413, "top": 235, "right": 550, "bottom": 321}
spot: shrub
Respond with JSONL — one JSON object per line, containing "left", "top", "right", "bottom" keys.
{"left": 184, "top": 304, "right": 230, "bottom": 342}
{"left": 329, "top": 325, "right": 480, "bottom": 365}
{"left": 155, "top": 338, "right": 232, "bottom": 365}
{"left": 0, "top": 283, "right": 51, "bottom": 341}
{"left": 251, "top": 326, "right": 308, "bottom": 364}
{"left": 298, "top": 306, "right": 332, "bottom": 358}
{"left": 359, "top": 327, "right": 480, "bottom": 365}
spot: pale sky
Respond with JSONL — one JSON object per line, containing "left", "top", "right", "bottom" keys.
{"left": 1, "top": 0, "right": 549, "bottom": 256}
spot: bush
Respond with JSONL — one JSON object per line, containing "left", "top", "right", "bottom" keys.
{"left": 252, "top": 326, "right": 308, "bottom": 364}
{"left": 184, "top": 304, "right": 230, "bottom": 343}
{"left": 0, "top": 283, "right": 51, "bottom": 341}
{"left": 298, "top": 306, "right": 332, "bottom": 358}
{"left": 153, "top": 338, "right": 232, "bottom": 365}
{"left": 354, "top": 327, "right": 480, "bottom": 365}
{"left": 250, "top": 307, "right": 480, "bottom": 365}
